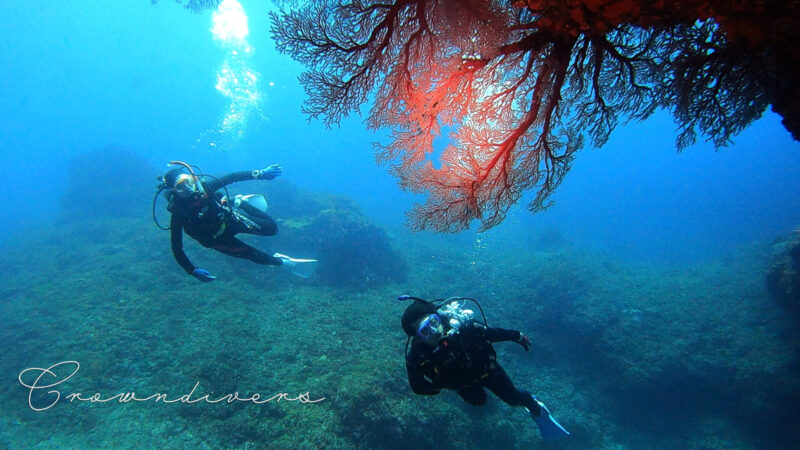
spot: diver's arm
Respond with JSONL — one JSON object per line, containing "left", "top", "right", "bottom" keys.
{"left": 203, "top": 171, "right": 257, "bottom": 193}
{"left": 203, "top": 165, "right": 281, "bottom": 192}
{"left": 406, "top": 355, "right": 440, "bottom": 395}
{"left": 170, "top": 216, "right": 195, "bottom": 274}
{"left": 482, "top": 325, "right": 522, "bottom": 343}
{"left": 484, "top": 326, "right": 530, "bottom": 350}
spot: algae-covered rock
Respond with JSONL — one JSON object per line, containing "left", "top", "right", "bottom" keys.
{"left": 766, "top": 227, "right": 800, "bottom": 319}
{"left": 306, "top": 208, "right": 407, "bottom": 287}
{"left": 257, "top": 180, "right": 407, "bottom": 287}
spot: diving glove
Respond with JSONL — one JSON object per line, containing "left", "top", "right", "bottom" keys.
{"left": 529, "top": 397, "right": 570, "bottom": 440}
{"left": 516, "top": 332, "right": 531, "bottom": 351}
{"left": 273, "top": 252, "right": 318, "bottom": 278}
{"left": 254, "top": 164, "right": 282, "bottom": 180}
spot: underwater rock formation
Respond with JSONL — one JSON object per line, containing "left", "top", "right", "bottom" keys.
{"left": 3, "top": 195, "right": 798, "bottom": 447}
{"left": 766, "top": 227, "right": 800, "bottom": 320}
{"left": 264, "top": 183, "right": 408, "bottom": 288}
{"left": 59, "top": 146, "right": 159, "bottom": 222}
{"left": 492, "top": 246, "right": 799, "bottom": 443}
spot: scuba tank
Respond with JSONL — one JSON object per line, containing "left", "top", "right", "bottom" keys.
{"left": 399, "top": 295, "right": 489, "bottom": 354}
{"left": 229, "top": 194, "right": 268, "bottom": 218}
{"left": 437, "top": 298, "right": 478, "bottom": 333}
{"left": 219, "top": 193, "right": 270, "bottom": 232}
{"left": 399, "top": 295, "right": 488, "bottom": 328}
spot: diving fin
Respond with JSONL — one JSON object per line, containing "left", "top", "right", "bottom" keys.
{"left": 530, "top": 398, "right": 570, "bottom": 441}
{"left": 273, "top": 253, "right": 318, "bottom": 278}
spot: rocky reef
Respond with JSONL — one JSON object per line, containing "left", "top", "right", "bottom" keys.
{"left": 453, "top": 241, "right": 800, "bottom": 448}
{"left": 59, "top": 146, "right": 158, "bottom": 222}
{"left": 261, "top": 181, "right": 407, "bottom": 288}
{"left": 766, "top": 227, "right": 800, "bottom": 321}
{"left": 1, "top": 147, "right": 797, "bottom": 449}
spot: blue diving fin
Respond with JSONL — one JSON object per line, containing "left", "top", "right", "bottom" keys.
{"left": 530, "top": 398, "right": 570, "bottom": 440}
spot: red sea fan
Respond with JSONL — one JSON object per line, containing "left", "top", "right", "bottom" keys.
{"left": 272, "top": 0, "right": 799, "bottom": 232}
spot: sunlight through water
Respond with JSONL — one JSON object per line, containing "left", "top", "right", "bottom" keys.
{"left": 204, "top": 0, "right": 262, "bottom": 150}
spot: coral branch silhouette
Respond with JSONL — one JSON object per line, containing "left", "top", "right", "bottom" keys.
{"left": 273, "top": 0, "right": 798, "bottom": 232}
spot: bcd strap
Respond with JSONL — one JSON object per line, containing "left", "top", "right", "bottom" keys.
{"left": 212, "top": 220, "right": 227, "bottom": 239}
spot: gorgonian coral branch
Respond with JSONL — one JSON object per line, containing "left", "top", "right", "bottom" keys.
{"left": 272, "top": 0, "right": 799, "bottom": 232}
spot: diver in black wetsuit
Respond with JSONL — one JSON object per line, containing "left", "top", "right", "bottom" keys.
{"left": 401, "top": 296, "right": 570, "bottom": 441}
{"left": 157, "top": 162, "right": 306, "bottom": 282}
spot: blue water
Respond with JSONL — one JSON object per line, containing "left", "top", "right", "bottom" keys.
{"left": 1, "top": 1, "right": 799, "bottom": 448}
{"left": 2, "top": 0, "right": 798, "bottom": 264}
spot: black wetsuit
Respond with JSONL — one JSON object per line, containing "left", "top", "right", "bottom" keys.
{"left": 168, "top": 171, "right": 281, "bottom": 274}
{"left": 405, "top": 322, "right": 541, "bottom": 414}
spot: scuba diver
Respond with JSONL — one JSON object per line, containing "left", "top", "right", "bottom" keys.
{"left": 399, "top": 295, "right": 569, "bottom": 441}
{"left": 154, "top": 161, "right": 316, "bottom": 282}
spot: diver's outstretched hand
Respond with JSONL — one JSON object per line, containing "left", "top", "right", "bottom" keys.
{"left": 256, "top": 164, "right": 282, "bottom": 180}
{"left": 192, "top": 268, "right": 217, "bottom": 282}
{"left": 516, "top": 332, "right": 531, "bottom": 351}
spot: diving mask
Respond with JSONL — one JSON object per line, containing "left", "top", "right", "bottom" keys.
{"left": 416, "top": 313, "right": 444, "bottom": 345}
{"left": 173, "top": 173, "right": 199, "bottom": 198}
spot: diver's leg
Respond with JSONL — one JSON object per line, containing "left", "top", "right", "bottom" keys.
{"left": 457, "top": 384, "right": 488, "bottom": 406}
{"left": 212, "top": 236, "right": 281, "bottom": 266}
{"left": 249, "top": 215, "right": 277, "bottom": 236}
{"left": 483, "top": 365, "right": 540, "bottom": 413}
{"left": 229, "top": 210, "right": 277, "bottom": 237}
{"left": 486, "top": 366, "right": 570, "bottom": 439}
{"left": 228, "top": 215, "right": 278, "bottom": 237}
